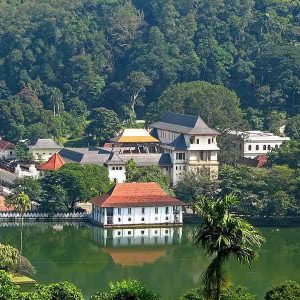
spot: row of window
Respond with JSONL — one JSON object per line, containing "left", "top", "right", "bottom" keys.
{"left": 190, "top": 137, "right": 215, "bottom": 145}
{"left": 112, "top": 166, "right": 123, "bottom": 170}
{"left": 175, "top": 166, "right": 186, "bottom": 171}
{"left": 117, "top": 216, "right": 170, "bottom": 223}
{"left": 161, "top": 130, "right": 178, "bottom": 141}
{"left": 118, "top": 207, "right": 172, "bottom": 215}
{"left": 248, "top": 144, "right": 279, "bottom": 151}
{"left": 117, "top": 229, "right": 169, "bottom": 236}
{"left": 176, "top": 152, "right": 186, "bottom": 160}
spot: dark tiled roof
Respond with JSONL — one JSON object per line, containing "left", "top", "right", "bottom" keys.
{"left": 168, "top": 134, "right": 187, "bottom": 150}
{"left": 91, "top": 182, "right": 185, "bottom": 208}
{"left": 29, "top": 139, "right": 62, "bottom": 149}
{"left": 150, "top": 112, "right": 220, "bottom": 135}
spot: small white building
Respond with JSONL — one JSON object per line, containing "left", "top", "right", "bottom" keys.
{"left": 0, "top": 140, "right": 15, "bottom": 160}
{"left": 231, "top": 131, "right": 290, "bottom": 159}
{"left": 91, "top": 182, "right": 185, "bottom": 227}
{"left": 14, "top": 164, "right": 39, "bottom": 179}
{"left": 29, "top": 139, "right": 62, "bottom": 161}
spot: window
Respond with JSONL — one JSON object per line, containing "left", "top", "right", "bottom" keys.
{"left": 176, "top": 153, "right": 186, "bottom": 160}
{"left": 141, "top": 217, "right": 145, "bottom": 222}
{"left": 208, "top": 139, "right": 211, "bottom": 144}
{"left": 155, "top": 207, "right": 158, "bottom": 214}
{"left": 263, "top": 145, "right": 266, "bottom": 150}
{"left": 248, "top": 145, "right": 252, "bottom": 151}
{"left": 117, "top": 231, "right": 121, "bottom": 236}
{"left": 165, "top": 207, "right": 169, "bottom": 214}
{"left": 197, "top": 139, "right": 200, "bottom": 144}
{"left": 207, "top": 151, "right": 211, "bottom": 161}
{"left": 256, "top": 145, "right": 259, "bottom": 150}
{"left": 165, "top": 217, "right": 169, "bottom": 221}
{"left": 268, "top": 145, "right": 271, "bottom": 150}
{"left": 118, "top": 208, "right": 121, "bottom": 215}
{"left": 190, "top": 137, "right": 194, "bottom": 144}
{"left": 128, "top": 208, "right": 131, "bottom": 215}
{"left": 200, "top": 151, "right": 204, "bottom": 160}
{"left": 112, "top": 167, "right": 115, "bottom": 170}
{"left": 128, "top": 218, "right": 131, "bottom": 222}
{"left": 275, "top": 145, "right": 279, "bottom": 149}
{"left": 118, "top": 218, "right": 121, "bottom": 222}
{"left": 155, "top": 230, "right": 158, "bottom": 234}
{"left": 128, "top": 231, "right": 132, "bottom": 235}
{"left": 142, "top": 207, "right": 145, "bottom": 214}
{"left": 165, "top": 230, "right": 169, "bottom": 234}
{"left": 176, "top": 166, "right": 178, "bottom": 170}
{"left": 141, "top": 230, "right": 145, "bottom": 235}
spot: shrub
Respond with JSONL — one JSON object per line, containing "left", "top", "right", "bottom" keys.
{"left": 180, "top": 288, "right": 205, "bottom": 300}
{"left": 0, "top": 270, "right": 20, "bottom": 300}
{"left": 265, "top": 280, "right": 300, "bottom": 300}
{"left": 0, "top": 244, "right": 19, "bottom": 272}
{"left": 91, "top": 279, "right": 159, "bottom": 300}
{"left": 29, "top": 282, "right": 84, "bottom": 300}
{"left": 19, "top": 256, "right": 36, "bottom": 277}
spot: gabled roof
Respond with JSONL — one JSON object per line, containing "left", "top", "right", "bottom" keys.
{"left": 0, "top": 140, "right": 14, "bottom": 150}
{"left": 150, "top": 112, "right": 220, "bottom": 136}
{"left": 105, "top": 153, "right": 172, "bottom": 167}
{"left": 91, "top": 182, "right": 185, "bottom": 208}
{"left": 38, "top": 153, "right": 65, "bottom": 171}
{"left": 59, "top": 148, "right": 111, "bottom": 164}
{"left": 111, "top": 129, "right": 159, "bottom": 143}
{"left": 168, "top": 134, "right": 188, "bottom": 150}
{"left": 29, "top": 139, "right": 62, "bottom": 149}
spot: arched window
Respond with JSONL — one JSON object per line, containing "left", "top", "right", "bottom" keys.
{"left": 268, "top": 145, "right": 271, "bottom": 150}
{"left": 263, "top": 145, "right": 266, "bottom": 150}
{"left": 248, "top": 145, "right": 252, "bottom": 151}
{"left": 256, "top": 145, "right": 259, "bottom": 150}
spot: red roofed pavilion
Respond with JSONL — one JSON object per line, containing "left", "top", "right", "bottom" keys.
{"left": 91, "top": 182, "right": 185, "bottom": 227}
{"left": 38, "top": 153, "right": 65, "bottom": 171}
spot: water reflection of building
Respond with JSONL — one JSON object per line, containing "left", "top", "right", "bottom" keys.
{"left": 93, "top": 226, "right": 182, "bottom": 247}
{"left": 92, "top": 226, "right": 182, "bottom": 266}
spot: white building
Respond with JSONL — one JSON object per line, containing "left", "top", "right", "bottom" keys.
{"left": 29, "top": 139, "right": 63, "bottom": 161}
{"left": 231, "top": 131, "right": 290, "bottom": 159}
{"left": 14, "top": 164, "right": 39, "bottom": 179}
{"left": 0, "top": 140, "right": 15, "bottom": 160}
{"left": 91, "top": 182, "right": 185, "bottom": 227}
{"left": 150, "top": 112, "right": 220, "bottom": 184}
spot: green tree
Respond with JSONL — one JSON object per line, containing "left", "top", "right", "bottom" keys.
{"left": 149, "top": 81, "right": 245, "bottom": 130}
{"left": 0, "top": 244, "right": 19, "bottom": 272}
{"left": 193, "top": 194, "right": 265, "bottom": 300}
{"left": 86, "top": 107, "right": 121, "bottom": 144}
{"left": 125, "top": 159, "right": 173, "bottom": 195}
{"left": 91, "top": 279, "right": 159, "bottom": 300}
{"left": 285, "top": 114, "right": 300, "bottom": 140}
{"left": 265, "top": 281, "right": 300, "bottom": 300}
{"left": 175, "top": 170, "right": 219, "bottom": 203}
{"left": 15, "top": 142, "right": 33, "bottom": 162}
{"left": 0, "top": 270, "right": 20, "bottom": 300}
{"left": 5, "top": 192, "right": 31, "bottom": 271}
{"left": 11, "top": 177, "right": 41, "bottom": 204}
{"left": 41, "top": 164, "right": 111, "bottom": 211}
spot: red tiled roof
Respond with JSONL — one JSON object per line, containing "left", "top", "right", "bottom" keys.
{"left": 91, "top": 182, "right": 185, "bottom": 208}
{"left": 0, "top": 196, "right": 14, "bottom": 212}
{"left": 38, "top": 153, "right": 65, "bottom": 171}
{"left": 0, "top": 140, "right": 14, "bottom": 150}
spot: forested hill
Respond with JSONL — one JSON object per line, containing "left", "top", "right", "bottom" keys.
{"left": 0, "top": 0, "right": 299, "bottom": 144}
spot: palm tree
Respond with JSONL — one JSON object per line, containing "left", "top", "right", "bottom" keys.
{"left": 5, "top": 192, "right": 31, "bottom": 272}
{"left": 193, "top": 194, "right": 265, "bottom": 300}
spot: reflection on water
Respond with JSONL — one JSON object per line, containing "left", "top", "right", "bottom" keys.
{"left": 93, "top": 227, "right": 183, "bottom": 267}
{"left": 93, "top": 226, "right": 182, "bottom": 247}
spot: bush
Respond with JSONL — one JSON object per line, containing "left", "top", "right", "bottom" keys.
{"left": 91, "top": 279, "right": 159, "bottom": 300}
{"left": 265, "top": 280, "right": 300, "bottom": 300}
{"left": 29, "top": 282, "right": 84, "bottom": 300}
{"left": 19, "top": 256, "right": 36, "bottom": 277}
{"left": 180, "top": 288, "right": 205, "bottom": 300}
{"left": 0, "top": 244, "right": 19, "bottom": 272}
{"left": 0, "top": 270, "right": 20, "bottom": 300}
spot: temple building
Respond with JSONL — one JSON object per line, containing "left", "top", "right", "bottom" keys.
{"left": 38, "top": 153, "right": 65, "bottom": 174}
{"left": 150, "top": 112, "right": 220, "bottom": 184}
{"left": 29, "top": 139, "right": 63, "bottom": 161}
{"left": 90, "top": 182, "right": 185, "bottom": 227}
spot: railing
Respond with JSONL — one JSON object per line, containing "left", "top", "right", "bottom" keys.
{"left": 0, "top": 212, "right": 89, "bottom": 220}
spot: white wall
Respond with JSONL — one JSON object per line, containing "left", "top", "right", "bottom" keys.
{"left": 108, "top": 165, "right": 126, "bottom": 183}
{"left": 30, "top": 149, "right": 60, "bottom": 161}
{"left": 0, "top": 149, "right": 15, "bottom": 160}
{"left": 93, "top": 206, "right": 183, "bottom": 226}
{"left": 243, "top": 140, "right": 286, "bottom": 158}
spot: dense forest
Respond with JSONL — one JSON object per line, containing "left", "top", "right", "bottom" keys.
{"left": 0, "top": 0, "right": 299, "bottom": 144}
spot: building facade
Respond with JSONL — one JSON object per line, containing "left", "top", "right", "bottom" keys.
{"left": 231, "top": 131, "right": 290, "bottom": 159}
{"left": 0, "top": 140, "right": 15, "bottom": 160}
{"left": 91, "top": 182, "right": 185, "bottom": 227}
{"left": 29, "top": 139, "right": 63, "bottom": 161}
{"left": 150, "top": 112, "right": 220, "bottom": 184}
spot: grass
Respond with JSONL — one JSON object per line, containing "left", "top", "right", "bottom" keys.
{"left": 8, "top": 273, "right": 36, "bottom": 285}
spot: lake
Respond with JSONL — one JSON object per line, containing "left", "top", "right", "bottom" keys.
{"left": 0, "top": 223, "right": 299, "bottom": 299}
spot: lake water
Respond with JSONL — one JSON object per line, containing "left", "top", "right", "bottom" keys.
{"left": 0, "top": 223, "right": 299, "bottom": 299}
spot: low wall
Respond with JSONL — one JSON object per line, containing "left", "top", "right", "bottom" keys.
{"left": 0, "top": 212, "right": 90, "bottom": 221}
